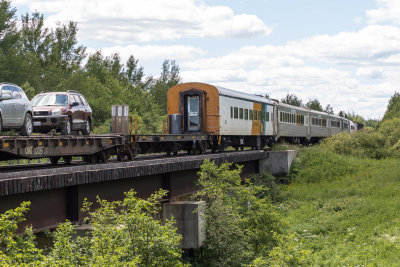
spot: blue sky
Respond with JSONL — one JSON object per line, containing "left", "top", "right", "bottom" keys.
{"left": 12, "top": 0, "right": 400, "bottom": 119}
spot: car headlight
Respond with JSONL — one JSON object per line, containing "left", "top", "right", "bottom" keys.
{"left": 52, "top": 109, "right": 62, "bottom": 115}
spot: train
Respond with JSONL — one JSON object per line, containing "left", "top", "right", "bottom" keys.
{"left": 0, "top": 82, "right": 360, "bottom": 164}
{"left": 167, "top": 82, "right": 360, "bottom": 151}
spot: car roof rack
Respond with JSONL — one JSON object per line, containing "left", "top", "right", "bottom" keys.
{"left": 67, "top": 90, "right": 80, "bottom": 94}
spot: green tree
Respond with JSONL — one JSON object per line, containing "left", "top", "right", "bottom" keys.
{"left": 305, "top": 99, "right": 323, "bottom": 111}
{"left": 382, "top": 91, "right": 400, "bottom": 122}
{"left": 0, "top": 190, "right": 185, "bottom": 266}
{"left": 325, "top": 104, "right": 334, "bottom": 114}
{"left": 150, "top": 60, "right": 181, "bottom": 115}
{"left": 281, "top": 93, "right": 302, "bottom": 107}
{"left": 194, "top": 159, "right": 282, "bottom": 266}
{"left": 0, "top": 202, "right": 43, "bottom": 266}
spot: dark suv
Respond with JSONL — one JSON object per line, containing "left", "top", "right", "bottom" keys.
{"left": 31, "top": 90, "right": 92, "bottom": 135}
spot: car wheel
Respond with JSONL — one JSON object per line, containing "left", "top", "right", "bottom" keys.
{"left": 81, "top": 119, "right": 91, "bottom": 135}
{"left": 20, "top": 113, "right": 33, "bottom": 136}
{"left": 61, "top": 117, "right": 72, "bottom": 135}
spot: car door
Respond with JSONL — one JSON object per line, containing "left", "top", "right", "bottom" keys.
{"left": 11, "top": 86, "right": 27, "bottom": 125}
{"left": 0, "top": 86, "right": 17, "bottom": 126}
{"left": 70, "top": 94, "right": 84, "bottom": 129}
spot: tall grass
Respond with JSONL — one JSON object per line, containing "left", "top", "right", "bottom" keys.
{"left": 281, "top": 146, "right": 400, "bottom": 265}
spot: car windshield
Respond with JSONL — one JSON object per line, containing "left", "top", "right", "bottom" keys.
{"left": 32, "top": 94, "right": 68, "bottom": 106}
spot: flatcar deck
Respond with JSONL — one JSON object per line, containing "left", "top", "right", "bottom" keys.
{"left": 0, "top": 134, "right": 213, "bottom": 164}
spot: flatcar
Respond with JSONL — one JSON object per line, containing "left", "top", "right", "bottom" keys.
{"left": 167, "top": 82, "right": 358, "bottom": 150}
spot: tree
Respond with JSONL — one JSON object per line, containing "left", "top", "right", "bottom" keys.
{"left": 382, "top": 92, "right": 400, "bottom": 122}
{"left": 0, "top": 190, "right": 185, "bottom": 266}
{"left": 281, "top": 93, "right": 302, "bottom": 107}
{"left": 194, "top": 159, "right": 282, "bottom": 266}
{"left": 325, "top": 104, "right": 334, "bottom": 114}
{"left": 0, "top": 0, "right": 18, "bottom": 51}
{"left": 305, "top": 99, "right": 323, "bottom": 111}
{"left": 0, "top": 202, "right": 43, "bottom": 266}
{"left": 125, "top": 55, "right": 144, "bottom": 86}
{"left": 150, "top": 60, "right": 182, "bottom": 114}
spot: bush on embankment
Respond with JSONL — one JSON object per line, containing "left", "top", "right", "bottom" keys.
{"left": 320, "top": 117, "right": 400, "bottom": 159}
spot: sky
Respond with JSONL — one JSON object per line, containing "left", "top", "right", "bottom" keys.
{"left": 12, "top": 0, "right": 400, "bottom": 119}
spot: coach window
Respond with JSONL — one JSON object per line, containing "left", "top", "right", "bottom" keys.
{"left": 322, "top": 119, "right": 326, "bottom": 127}
{"left": 254, "top": 110, "right": 258, "bottom": 120}
{"left": 261, "top": 111, "right": 265, "bottom": 121}
{"left": 239, "top": 108, "right": 243, "bottom": 119}
{"left": 244, "top": 109, "right": 248, "bottom": 120}
{"left": 258, "top": 111, "right": 261, "bottom": 121}
{"left": 234, "top": 107, "right": 238, "bottom": 119}
{"left": 266, "top": 112, "right": 269, "bottom": 122}
{"left": 250, "top": 110, "right": 253, "bottom": 120}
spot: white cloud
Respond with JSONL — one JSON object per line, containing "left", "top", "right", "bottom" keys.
{"left": 181, "top": 24, "right": 400, "bottom": 119}
{"left": 15, "top": 0, "right": 272, "bottom": 43}
{"left": 367, "top": 0, "right": 400, "bottom": 24}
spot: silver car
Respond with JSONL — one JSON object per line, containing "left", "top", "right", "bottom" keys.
{"left": 0, "top": 83, "right": 33, "bottom": 136}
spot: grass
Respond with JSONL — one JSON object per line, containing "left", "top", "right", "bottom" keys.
{"left": 280, "top": 146, "right": 400, "bottom": 265}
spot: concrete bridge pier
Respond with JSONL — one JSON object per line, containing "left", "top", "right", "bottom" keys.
{"left": 259, "top": 150, "right": 297, "bottom": 175}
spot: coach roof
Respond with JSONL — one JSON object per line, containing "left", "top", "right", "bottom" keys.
{"left": 215, "top": 85, "right": 275, "bottom": 105}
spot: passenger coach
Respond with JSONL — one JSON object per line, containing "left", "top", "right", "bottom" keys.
{"left": 167, "top": 82, "right": 275, "bottom": 150}
{"left": 167, "top": 82, "right": 358, "bottom": 150}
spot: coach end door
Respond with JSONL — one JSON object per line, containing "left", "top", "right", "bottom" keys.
{"left": 187, "top": 96, "right": 200, "bottom": 131}
{"left": 180, "top": 89, "right": 204, "bottom": 133}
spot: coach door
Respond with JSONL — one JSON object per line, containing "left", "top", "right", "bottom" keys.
{"left": 187, "top": 95, "right": 200, "bottom": 131}
{"left": 180, "top": 89, "right": 205, "bottom": 133}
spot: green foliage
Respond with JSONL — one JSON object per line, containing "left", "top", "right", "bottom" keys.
{"left": 305, "top": 99, "right": 322, "bottom": 111}
{"left": 281, "top": 93, "right": 302, "bottom": 107}
{"left": 44, "top": 189, "right": 184, "bottom": 267}
{"left": 194, "top": 159, "right": 284, "bottom": 266}
{"left": 320, "top": 123, "right": 400, "bottom": 159}
{"left": 251, "top": 172, "right": 281, "bottom": 203}
{"left": 282, "top": 146, "right": 400, "bottom": 265}
{"left": 0, "top": 201, "right": 43, "bottom": 266}
{"left": 382, "top": 91, "right": 400, "bottom": 122}
{"left": 149, "top": 60, "right": 181, "bottom": 115}
{"left": 0, "top": 190, "right": 184, "bottom": 266}
{"left": 293, "top": 146, "right": 361, "bottom": 183}
{"left": 251, "top": 233, "right": 312, "bottom": 266}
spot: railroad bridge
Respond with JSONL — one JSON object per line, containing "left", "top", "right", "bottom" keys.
{"left": 0, "top": 150, "right": 296, "bottom": 233}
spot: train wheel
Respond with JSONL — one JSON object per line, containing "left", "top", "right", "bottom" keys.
{"left": 63, "top": 156, "right": 72, "bottom": 164}
{"left": 50, "top": 156, "right": 60, "bottom": 165}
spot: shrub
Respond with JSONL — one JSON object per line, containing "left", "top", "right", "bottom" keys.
{"left": 321, "top": 129, "right": 387, "bottom": 159}
{"left": 292, "top": 147, "right": 361, "bottom": 183}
